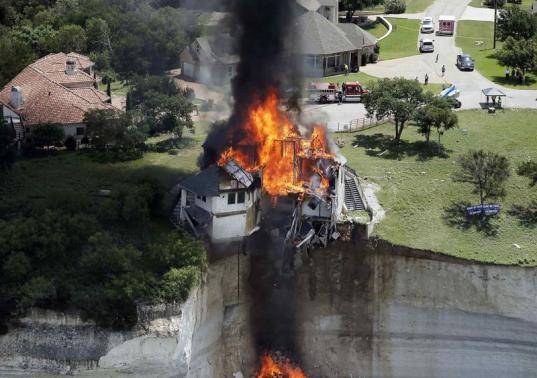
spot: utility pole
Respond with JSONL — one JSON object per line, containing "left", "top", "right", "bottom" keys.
{"left": 493, "top": 0, "right": 498, "bottom": 49}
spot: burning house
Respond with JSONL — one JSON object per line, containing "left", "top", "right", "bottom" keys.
{"left": 172, "top": 92, "right": 370, "bottom": 249}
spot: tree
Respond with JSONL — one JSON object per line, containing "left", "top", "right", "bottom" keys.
{"left": 84, "top": 109, "right": 135, "bottom": 149}
{"left": 341, "top": 0, "right": 385, "bottom": 21}
{"left": 456, "top": 150, "right": 510, "bottom": 206}
{"left": 497, "top": 5, "right": 537, "bottom": 41}
{"left": 362, "top": 77, "right": 425, "bottom": 141}
{"left": 0, "top": 33, "right": 37, "bottom": 87}
{"left": 128, "top": 76, "right": 195, "bottom": 138}
{"left": 85, "top": 17, "right": 111, "bottom": 52}
{"left": 495, "top": 36, "right": 537, "bottom": 84}
{"left": 0, "top": 116, "right": 16, "bottom": 170}
{"left": 414, "top": 97, "right": 458, "bottom": 145}
{"left": 517, "top": 160, "right": 537, "bottom": 186}
{"left": 53, "top": 24, "right": 87, "bottom": 53}
{"left": 32, "top": 123, "right": 64, "bottom": 148}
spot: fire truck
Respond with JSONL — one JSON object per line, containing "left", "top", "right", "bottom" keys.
{"left": 308, "top": 82, "right": 368, "bottom": 103}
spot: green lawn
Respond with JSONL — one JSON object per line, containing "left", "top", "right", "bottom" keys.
{"left": 469, "top": 0, "right": 534, "bottom": 9}
{"left": 378, "top": 18, "right": 420, "bottom": 60}
{"left": 366, "top": 0, "right": 434, "bottom": 12}
{"left": 362, "top": 21, "right": 389, "bottom": 39}
{"left": 338, "top": 109, "right": 537, "bottom": 265}
{"left": 456, "top": 20, "right": 537, "bottom": 89}
{"left": 2, "top": 122, "right": 208, "bottom": 214}
{"left": 110, "top": 80, "right": 132, "bottom": 96}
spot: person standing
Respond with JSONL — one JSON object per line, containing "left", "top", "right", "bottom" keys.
{"left": 424, "top": 73, "right": 429, "bottom": 85}
{"left": 441, "top": 65, "right": 446, "bottom": 77}
{"left": 344, "top": 63, "right": 349, "bottom": 76}
{"left": 435, "top": 53, "right": 439, "bottom": 63}
{"left": 505, "top": 68, "right": 510, "bottom": 79}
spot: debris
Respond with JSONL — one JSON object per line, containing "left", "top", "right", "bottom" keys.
{"left": 513, "top": 243, "right": 521, "bottom": 249}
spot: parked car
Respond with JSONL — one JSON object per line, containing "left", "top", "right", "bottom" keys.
{"left": 419, "top": 39, "right": 434, "bottom": 53}
{"left": 420, "top": 17, "right": 434, "bottom": 33}
{"left": 456, "top": 54, "right": 475, "bottom": 71}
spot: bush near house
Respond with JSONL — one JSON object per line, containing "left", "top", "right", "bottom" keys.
{"left": 385, "top": 0, "right": 407, "bottom": 14}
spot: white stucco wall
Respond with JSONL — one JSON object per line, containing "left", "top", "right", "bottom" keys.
{"left": 63, "top": 123, "right": 86, "bottom": 140}
{"left": 211, "top": 191, "right": 252, "bottom": 215}
{"left": 211, "top": 213, "right": 247, "bottom": 240}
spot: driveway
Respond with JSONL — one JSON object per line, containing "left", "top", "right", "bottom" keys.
{"left": 361, "top": 0, "right": 537, "bottom": 110}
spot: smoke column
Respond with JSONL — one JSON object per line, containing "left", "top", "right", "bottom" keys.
{"left": 201, "top": 0, "right": 302, "bottom": 167}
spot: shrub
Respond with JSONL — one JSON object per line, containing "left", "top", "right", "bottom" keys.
{"left": 385, "top": 0, "right": 406, "bottom": 14}
{"left": 369, "top": 53, "right": 379, "bottom": 63}
{"left": 64, "top": 136, "right": 77, "bottom": 151}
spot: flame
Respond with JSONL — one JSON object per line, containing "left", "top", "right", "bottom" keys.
{"left": 218, "top": 90, "right": 335, "bottom": 197}
{"left": 256, "top": 354, "right": 307, "bottom": 378}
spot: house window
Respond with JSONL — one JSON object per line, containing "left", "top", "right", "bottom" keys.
{"left": 227, "top": 65, "right": 234, "bottom": 77}
{"left": 237, "top": 192, "right": 245, "bottom": 204}
{"left": 227, "top": 192, "right": 236, "bottom": 204}
{"left": 76, "top": 127, "right": 85, "bottom": 136}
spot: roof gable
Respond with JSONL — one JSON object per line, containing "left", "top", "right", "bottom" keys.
{"left": 337, "top": 23, "right": 377, "bottom": 49}
{"left": 295, "top": 11, "right": 356, "bottom": 55}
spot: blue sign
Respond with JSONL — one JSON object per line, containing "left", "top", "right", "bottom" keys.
{"left": 466, "top": 204, "right": 501, "bottom": 216}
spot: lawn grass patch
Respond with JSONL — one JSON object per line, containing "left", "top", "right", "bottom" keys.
{"left": 378, "top": 18, "right": 420, "bottom": 60}
{"left": 469, "top": 0, "right": 534, "bottom": 9}
{"left": 110, "top": 80, "right": 132, "bottom": 96}
{"left": 366, "top": 0, "right": 434, "bottom": 13}
{"left": 456, "top": 20, "right": 537, "bottom": 89}
{"left": 362, "top": 20, "right": 388, "bottom": 39}
{"left": 338, "top": 109, "right": 537, "bottom": 265}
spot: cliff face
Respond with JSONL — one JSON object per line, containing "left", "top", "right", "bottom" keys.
{"left": 2, "top": 241, "right": 537, "bottom": 377}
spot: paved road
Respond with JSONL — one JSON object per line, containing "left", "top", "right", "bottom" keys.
{"left": 363, "top": 0, "right": 537, "bottom": 110}
{"left": 303, "top": 0, "right": 537, "bottom": 129}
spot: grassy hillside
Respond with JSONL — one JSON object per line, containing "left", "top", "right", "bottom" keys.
{"left": 338, "top": 109, "right": 537, "bottom": 265}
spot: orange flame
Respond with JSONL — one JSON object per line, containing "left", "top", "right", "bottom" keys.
{"left": 218, "top": 90, "right": 334, "bottom": 197}
{"left": 256, "top": 354, "right": 307, "bottom": 378}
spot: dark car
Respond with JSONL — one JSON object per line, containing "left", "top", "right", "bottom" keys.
{"left": 456, "top": 54, "right": 474, "bottom": 71}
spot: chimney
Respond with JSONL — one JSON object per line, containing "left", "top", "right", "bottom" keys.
{"left": 65, "top": 59, "right": 77, "bottom": 75}
{"left": 10, "top": 86, "right": 23, "bottom": 109}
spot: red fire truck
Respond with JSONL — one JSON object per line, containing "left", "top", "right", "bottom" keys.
{"left": 341, "top": 82, "right": 369, "bottom": 102}
{"left": 308, "top": 82, "right": 368, "bottom": 103}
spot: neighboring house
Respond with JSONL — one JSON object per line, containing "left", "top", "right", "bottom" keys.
{"left": 172, "top": 160, "right": 262, "bottom": 242}
{"left": 0, "top": 52, "right": 115, "bottom": 146}
{"left": 179, "top": 34, "right": 239, "bottom": 86}
{"left": 296, "top": 11, "right": 377, "bottom": 77}
{"left": 179, "top": 0, "right": 376, "bottom": 83}
{"left": 294, "top": 0, "right": 338, "bottom": 23}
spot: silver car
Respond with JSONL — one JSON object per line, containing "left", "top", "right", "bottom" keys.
{"left": 419, "top": 39, "right": 434, "bottom": 53}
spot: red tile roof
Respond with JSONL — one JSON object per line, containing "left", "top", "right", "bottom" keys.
{"left": 0, "top": 53, "right": 115, "bottom": 126}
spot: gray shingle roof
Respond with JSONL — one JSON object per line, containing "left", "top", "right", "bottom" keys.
{"left": 295, "top": 11, "right": 356, "bottom": 55}
{"left": 296, "top": 0, "right": 321, "bottom": 11}
{"left": 316, "top": 0, "right": 338, "bottom": 6}
{"left": 337, "top": 23, "right": 377, "bottom": 49}
{"left": 195, "top": 34, "right": 239, "bottom": 66}
{"left": 180, "top": 165, "right": 220, "bottom": 196}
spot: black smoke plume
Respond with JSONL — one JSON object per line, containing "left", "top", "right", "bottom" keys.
{"left": 201, "top": 0, "right": 302, "bottom": 168}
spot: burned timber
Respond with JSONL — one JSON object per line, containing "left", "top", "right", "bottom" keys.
{"left": 171, "top": 92, "right": 376, "bottom": 252}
